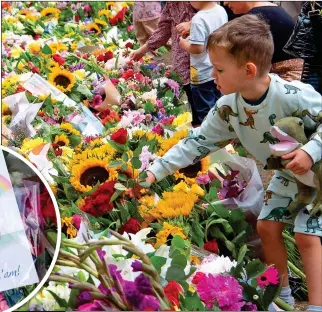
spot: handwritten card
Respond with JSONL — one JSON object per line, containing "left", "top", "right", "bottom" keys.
{"left": 0, "top": 151, "right": 39, "bottom": 292}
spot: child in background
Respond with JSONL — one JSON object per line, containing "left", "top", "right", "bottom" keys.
{"left": 133, "top": 2, "right": 162, "bottom": 46}
{"left": 146, "top": 15, "right": 322, "bottom": 311}
{"left": 179, "top": 1, "right": 227, "bottom": 124}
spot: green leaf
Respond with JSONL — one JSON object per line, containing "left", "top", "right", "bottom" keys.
{"left": 171, "top": 235, "right": 186, "bottom": 250}
{"left": 245, "top": 259, "right": 267, "bottom": 279}
{"left": 77, "top": 84, "right": 93, "bottom": 99}
{"left": 131, "top": 157, "right": 142, "bottom": 169}
{"left": 237, "top": 244, "right": 248, "bottom": 264}
{"left": 110, "top": 189, "right": 123, "bottom": 202}
{"left": 240, "top": 281, "right": 262, "bottom": 306}
{"left": 69, "top": 134, "right": 82, "bottom": 148}
{"left": 77, "top": 270, "right": 87, "bottom": 282}
{"left": 262, "top": 284, "right": 281, "bottom": 310}
{"left": 191, "top": 222, "right": 204, "bottom": 247}
{"left": 230, "top": 262, "right": 244, "bottom": 279}
{"left": 108, "top": 160, "right": 123, "bottom": 168}
{"left": 107, "top": 139, "right": 126, "bottom": 152}
{"left": 114, "top": 183, "right": 127, "bottom": 191}
{"left": 67, "top": 289, "right": 79, "bottom": 308}
{"left": 171, "top": 255, "right": 187, "bottom": 269}
{"left": 150, "top": 256, "right": 167, "bottom": 274}
{"left": 46, "top": 290, "right": 68, "bottom": 308}
{"left": 42, "top": 44, "right": 52, "bottom": 55}
{"left": 46, "top": 230, "right": 58, "bottom": 247}
{"left": 180, "top": 291, "right": 205, "bottom": 311}
{"left": 139, "top": 171, "right": 148, "bottom": 179}
{"left": 165, "top": 265, "right": 186, "bottom": 282}
{"left": 139, "top": 181, "right": 150, "bottom": 188}
{"left": 230, "top": 209, "right": 245, "bottom": 222}
{"left": 232, "top": 230, "right": 247, "bottom": 245}
{"left": 212, "top": 203, "right": 230, "bottom": 218}
{"left": 143, "top": 100, "right": 155, "bottom": 114}
{"left": 122, "top": 152, "right": 128, "bottom": 162}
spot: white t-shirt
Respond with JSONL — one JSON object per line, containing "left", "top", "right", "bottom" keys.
{"left": 189, "top": 5, "right": 228, "bottom": 85}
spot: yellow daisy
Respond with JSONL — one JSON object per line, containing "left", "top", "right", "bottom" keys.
{"left": 40, "top": 8, "right": 61, "bottom": 20}
{"left": 86, "top": 23, "right": 101, "bottom": 35}
{"left": 60, "top": 123, "right": 81, "bottom": 136}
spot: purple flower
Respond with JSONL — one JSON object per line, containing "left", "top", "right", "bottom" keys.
{"left": 97, "top": 249, "right": 106, "bottom": 262}
{"left": 197, "top": 274, "right": 245, "bottom": 310}
{"left": 69, "top": 63, "right": 85, "bottom": 72}
{"left": 151, "top": 124, "right": 164, "bottom": 136}
{"left": 83, "top": 4, "right": 92, "bottom": 13}
{"left": 135, "top": 274, "right": 153, "bottom": 295}
{"left": 78, "top": 291, "right": 92, "bottom": 304}
{"left": 77, "top": 300, "right": 107, "bottom": 311}
{"left": 131, "top": 260, "right": 143, "bottom": 272}
{"left": 139, "top": 146, "right": 156, "bottom": 171}
{"left": 196, "top": 174, "right": 211, "bottom": 185}
{"left": 108, "top": 264, "right": 123, "bottom": 284}
{"left": 166, "top": 79, "right": 180, "bottom": 98}
{"left": 243, "top": 302, "right": 258, "bottom": 311}
{"left": 92, "top": 94, "right": 103, "bottom": 107}
{"left": 156, "top": 99, "right": 163, "bottom": 108}
{"left": 56, "top": 2, "right": 68, "bottom": 9}
{"left": 72, "top": 214, "right": 82, "bottom": 230}
{"left": 28, "top": 304, "right": 44, "bottom": 311}
{"left": 98, "top": 283, "right": 112, "bottom": 296}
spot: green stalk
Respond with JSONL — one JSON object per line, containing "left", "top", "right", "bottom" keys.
{"left": 282, "top": 232, "right": 296, "bottom": 244}
{"left": 288, "top": 260, "right": 306, "bottom": 280}
{"left": 274, "top": 298, "right": 294, "bottom": 311}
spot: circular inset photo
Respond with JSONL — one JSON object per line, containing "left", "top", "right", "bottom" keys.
{"left": 0, "top": 146, "right": 61, "bottom": 312}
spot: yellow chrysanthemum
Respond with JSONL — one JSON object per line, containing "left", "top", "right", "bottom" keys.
{"left": 60, "top": 147, "right": 74, "bottom": 164}
{"left": 155, "top": 222, "right": 187, "bottom": 248}
{"left": 54, "top": 134, "right": 70, "bottom": 147}
{"left": 25, "top": 13, "right": 38, "bottom": 22}
{"left": 62, "top": 217, "right": 77, "bottom": 238}
{"left": 28, "top": 42, "right": 41, "bottom": 54}
{"left": 40, "top": 8, "right": 61, "bottom": 20}
{"left": 71, "top": 41, "right": 78, "bottom": 51}
{"left": 21, "top": 138, "right": 46, "bottom": 154}
{"left": 77, "top": 198, "right": 86, "bottom": 209}
{"left": 49, "top": 184, "right": 58, "bottom": 195}
{"left": 2, "top": 101, "right": 11, "bottom": 116}
{"left": 48, "top": 60, "right": 60, "bottom": 72}
{"left": 157, "top": 129, "right": 189, "bottom": 157}
{"left": 89, "top": 138, "right": 106, "bottom": 149}
{"left": 190, "top": 184, "right": 205, "bottom": 197}
{"left": 173, "top": 181, "right": 205, "bottom": 197}
{"left": 7, "top": 16, "right": 18, "bottom": 23}
{"left": 99, "top": 9, "right": 111, "bottom": 18}
{"left": 172, "top": 112, "right": 192, "bottom": 128}
{"left": 86, "top": 23, "right": 101, "bottom": 35}
{"left": 132, "top": 129, "right": 163, "bottom": 145}
{"left": 138, "top": 195, "right": 156, "bottom": 223}
{"left": 48, "top": 68, "right": 75, "bottom": 93}
{"left": 95, "top": 18, "right": 107, "bottom": 26}
{"left": 190, "top": 255, "right": 201, "bottom": 265}
{"left": 49, "top": 42, "right": 68, "bottom": 54}
{"left": 173, "top": 181, "right": 190, "bottom": 193}
{"left": 60, "top": 123, "right": 81, "bottom": 136}
{"left": 70, "top": 158, "right": 118, "bottom": 193}
{"left": 150, "top": 190, "right": 198, "bottom": 219}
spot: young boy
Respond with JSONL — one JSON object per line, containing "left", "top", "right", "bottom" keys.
{"left": 179, "top": 1, "right": 227, "bottom": 124}
{"left": 147, "top": 15, "right": 322, "bottom": 311}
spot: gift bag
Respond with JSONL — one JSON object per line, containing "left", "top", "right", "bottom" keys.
{"left": 209, "top": 149, "right": 264, "bottom": 217}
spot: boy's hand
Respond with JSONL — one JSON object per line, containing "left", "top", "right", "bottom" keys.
{"left": 281, "top": 149, "right": 314, "bottom": 175}
{"left": 176, "top": 21, "right": 191, "bottom": 36}
{"left": 179, "top": 36, "right": 190, "bottom": 51}
{"left": 145, "top": 171, "right": 156, "bottom": 186}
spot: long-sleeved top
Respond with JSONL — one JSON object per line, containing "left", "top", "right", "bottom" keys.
{"left": 146, "top": 2, "right": 195, "bottom": 85}
{"left": 133, "top": 2, "right": 162, "bottom": 22}
{"left": 149, "top": 74, "right": 322, "bottom": 182}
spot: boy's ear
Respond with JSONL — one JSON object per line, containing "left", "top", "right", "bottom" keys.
{"left": 245, "top": 62, "right": 257, "bottom": 79}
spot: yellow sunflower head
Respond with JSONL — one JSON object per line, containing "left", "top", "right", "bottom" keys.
{"left": 178, "top": 156, "right": 210, "bottom": 179}
{"left": 40, "top": 8, "right": 61, "bottom": 20}
{"left": 48, "top": 60, "right": 60, "bottom": 72}
{"left": 21, "top": 138, "right": 46, "bottom": 154}
{"left": 86, "top": 23, "right": 101, "bottom": 35}
{"left": 70, "top": 159, "right": 118, "bottom": 193}
{"left": 2, "top": 101, "right": 11, "bottom": 116}
{"left": 60, "top": 123, "right": 81, "bottom": 136}
{"left": 95, "top": 18, "right": 107, "bottom": 27}
{"left": 54, "top": 134, "right": 70, "bottom": 147}
{"left": 48, "top": 69, "right": 75, "bottom": 93}
{"left": 157, "top": 129, "right": 189, "bottom": 157}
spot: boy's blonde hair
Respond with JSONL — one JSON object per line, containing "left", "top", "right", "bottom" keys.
{"left": 207, "top": 14, "right": 274, "bottom": 76}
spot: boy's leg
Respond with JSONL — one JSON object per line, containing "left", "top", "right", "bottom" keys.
{"left": 294, "top": 210, "right": 322, "bottom": 306}
{"left": 190, "top": 80, "right": 221, "bottom": 123}
{"left": 182, "top": 84, "right": 200, "bottom": 126}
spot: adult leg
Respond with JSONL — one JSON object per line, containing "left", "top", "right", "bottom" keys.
{"left": 143, "top": 17, "right": 160, "bottom": 39}
{"left": 134, "top": 21, "right": 148, "bottom": 46}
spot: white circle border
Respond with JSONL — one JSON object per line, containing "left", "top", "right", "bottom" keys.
{"left": 0, "top": 145, "right": 62, "bottom": 312}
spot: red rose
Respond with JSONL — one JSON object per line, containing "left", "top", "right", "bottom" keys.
{"left": 75, "top": 15, "right": 81, "bottom": 22}
{"left": 121, "top": 69, "right": 135, "bottom": 80}
{"left": 118, "top": 218, "right": 141, "bottom": 234}
{"left": 72, "top": 215, "right": 82, "bottom": 230}
{"left": 104, "top": 50, "right": 114, "bottom": 62}
{"left": 110, "top": 78, "right": 120, "bottom": 85}
{"left": 33, "top": 34, "right": 41, "bottom": 40}
{"left": 110, "top": 128, "right": 127, "bottom": 145}
{"left": 31, "top": 66, "right": 40, "bottom": 73}
{"left": 53, "top": 54, "right": 65, "bottom": 65}
{"left": 40, "top": 191, "right": 57, "bottom": 224}
{"left": 203, "top": 238, "right": 219, "bottom": 254}
{"left": 191, "top": 272, "right": 206, "bottom": 285}
{"left": 164, "top": 281, "right": 183, "bottom": 307}
{"left": 125, "top": 42, "right": 134, "bottom": 49}
{"left": 96, "top": 54, "right": 105, "bottom": 62}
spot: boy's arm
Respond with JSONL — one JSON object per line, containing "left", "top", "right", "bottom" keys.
{"left": 179, "top": 37, "right": 203, "bottom": 54}
{"left": 297, "top": 86, "right": 322, "bottom": 164}
{"left": 181, "top": 20, "right": 206, "bottom": 54}
{"left": 146, "top": 3, "right": 172, "bottom": 52}
{"left": 148, "top": 105, "right": 238, "bottom": 181}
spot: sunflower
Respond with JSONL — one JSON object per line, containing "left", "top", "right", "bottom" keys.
{"left": 88, "top": 138, "right": 107, "bottom": 149}
{"left": 48, "top": 60, "right": 60, "bottom": 72}
{"left": 157, "top": 129, "right": 189, "bottom": 157}
{"left": 28, "top": 42, "right": 41, "bottom": 54}
{"left": 40, "top": 8, "right": 61, "bottom": 20}
{"left": 150, "top": 190, "right": 198, "bottom": 220}
{"left": 95, "top": 18, "right": 107, "bottom": 27}
{"left": 61, "top": 217, "right": 77, "bottom": 238}
{"left": 98, "top": 9, "right": 111, "bottom": 18}
{"left": 49, "top": 42, "right": 68, "bottom": 54}
{"left": 2, "top": 101, "right": 11, "bottom": 116}
{"left": 155, "top": 222, "right": 187, "bottom": 248}
{"left": 70, "top": 158, "right": 118, "bottom": 193}
{"left": 60, "top": 123, "right": 81, "bottom": 136}
{"left": 86, "top": 23, "right": 101, "bottom": 35}
{"left": 54, "top": 134, "right": 70, "bottom": 147}
{"left": 48, "top": 68, "right": 75, "bottom": 93}
{"left": 177, "top": 156, "right": 210, "bottom": 180}
{"left": 132, "top": 129, "right": 163, "bottom": 145}
{"left": 25, "top": 14, "right": 38, "bottom": 22}
{"left": 18, "top": 9, "right": 30, "bottom": 16}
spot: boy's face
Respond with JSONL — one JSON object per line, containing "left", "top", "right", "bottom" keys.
{"left": 209, "top": 47, "right": 249, "bottom": 95}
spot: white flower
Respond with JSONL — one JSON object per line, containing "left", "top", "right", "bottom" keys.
{"left": 152, "top": 78, "right": 168, "bottom": 88}
{"left": 34, "top": 25, "right": 44, "bottom": 34}
{"left": 253, "top": 295, "right": 259, "bottom": 300}
{"left": 141, "top": 89, "right": 157, "bottom": 105}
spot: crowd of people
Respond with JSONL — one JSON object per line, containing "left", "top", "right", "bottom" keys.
{"left": 131, "top": 2, "right": 322, "bottom": 312}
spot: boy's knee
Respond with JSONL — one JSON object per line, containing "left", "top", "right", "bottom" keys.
{"left": 257, "top": 220, "right": 284, "bottom": 239}
{"left": 295, "top": 233, "right": 320, "bottom": 250}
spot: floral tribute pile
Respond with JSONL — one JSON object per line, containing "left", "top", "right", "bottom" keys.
{"left": 1, "top": 2, "right": 289, "bottom": 312}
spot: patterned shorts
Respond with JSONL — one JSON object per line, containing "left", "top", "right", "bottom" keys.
{"left": 258, "top": 173, "right": 322, "bottom": 237}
